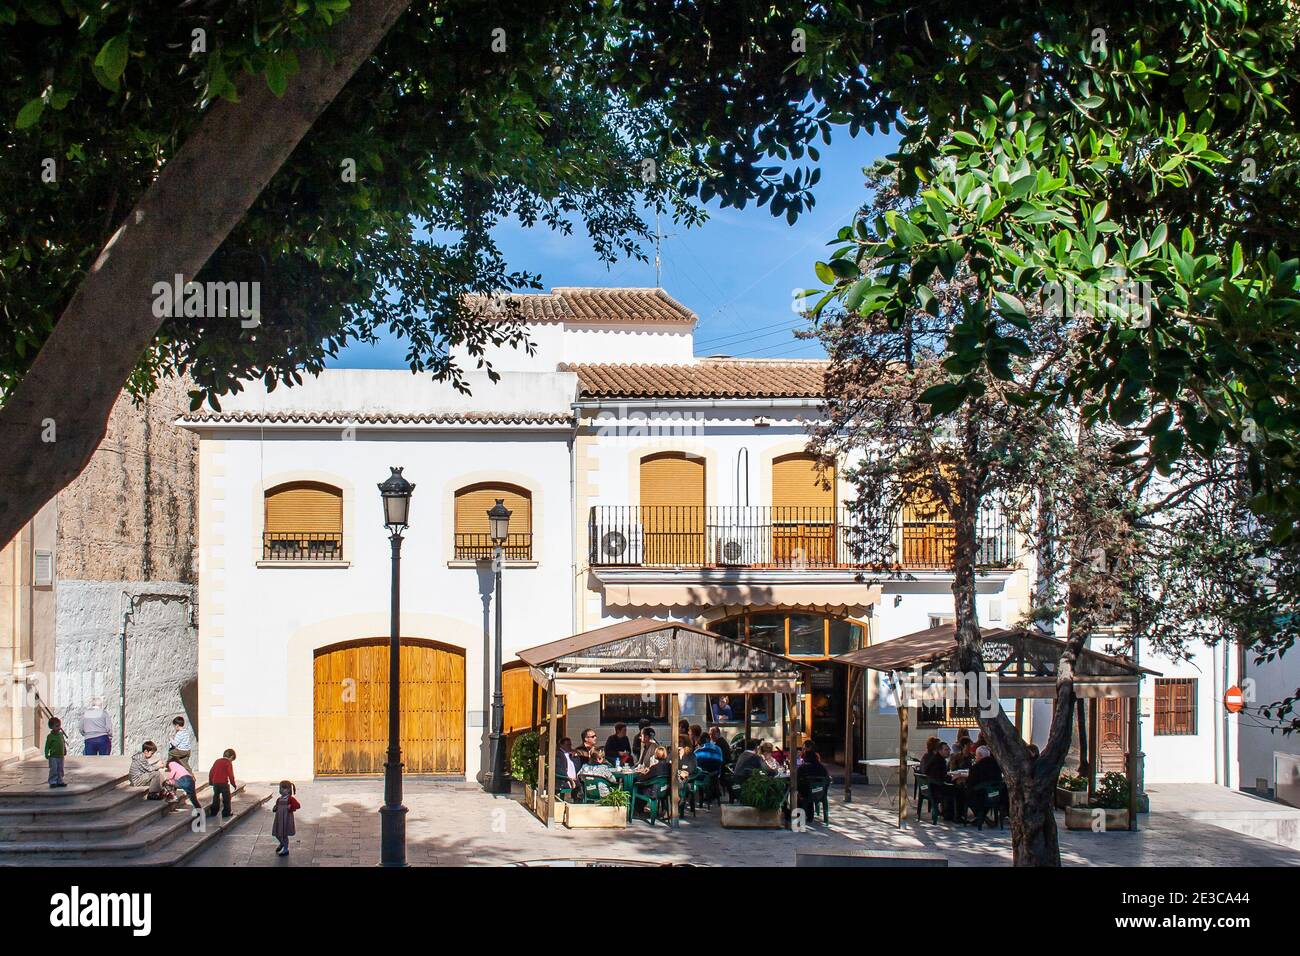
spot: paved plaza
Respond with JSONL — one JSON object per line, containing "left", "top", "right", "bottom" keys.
{"left": 186, "top": 778, "right": 1300, "bottom": 867}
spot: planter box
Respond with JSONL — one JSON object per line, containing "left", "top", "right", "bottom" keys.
{"left": 1064, "top": 806, "right": 1131, "bottom": 831}
{"left": 721, "top": 805, "right": 783, "bottom": 829}
{"left": 523, "top": 784, "right": 537, "bottom": 812}
{"left": 1055, "top": 787, "right": 1089, "bottom": 810}
{"left": 563, "top": 804, "right": 627, "bottom": 829}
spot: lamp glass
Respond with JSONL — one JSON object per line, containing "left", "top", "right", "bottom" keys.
{"left": 487, "top": 498, "right": 512, "bottom": 544}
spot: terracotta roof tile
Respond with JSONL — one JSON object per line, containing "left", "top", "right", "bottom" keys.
{"left": 465, "top": 287, "right": 696, "bottom": 325}
{"left": 562, "top": 359, "right": 827, "bottom": 399}
{"left": 180, "top": 410, "right": 572, "bottom": 426}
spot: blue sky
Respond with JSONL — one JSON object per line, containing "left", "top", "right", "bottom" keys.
{"left": 332, "top": 129, "right": 896, "bottom": 369}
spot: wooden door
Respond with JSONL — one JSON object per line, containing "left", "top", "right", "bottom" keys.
{"left": 1098, "top": 696, "right": 1128, "bottom": 774}
{"left": 772, "top": 453, "right": 835, "bottom": 566}
{"left": 640, "top": 452, "right": 705, "bottom": 565}
{"left": 314, "top": 639, "right": 465, "bottom": 775}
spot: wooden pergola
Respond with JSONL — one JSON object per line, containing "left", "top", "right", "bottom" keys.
{"left": 834, "top": 624, "right": 1159, "bottom": 829}
{"left": 516, "top": 617, "right": 805, "bottom": 828}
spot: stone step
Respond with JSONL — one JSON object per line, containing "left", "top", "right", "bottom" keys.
{"left": 0, "top": 787, "right": 272, "bottom": 864}
{"left": 0, "top": 781, "right": 234, "bottom": 843}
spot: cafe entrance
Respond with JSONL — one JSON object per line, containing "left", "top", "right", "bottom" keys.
{"left": 705, "top": 609, "right": 867, "bottom": 766}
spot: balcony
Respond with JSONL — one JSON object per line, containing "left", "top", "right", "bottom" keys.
{"left": 262, "top": 531, "right": 343, "bottom": 561}
{"left": 453, "top": 532, "right": 534, "bottom": 561}
{"left": 589, "top": 506, "right": 1014, "bottom": 571}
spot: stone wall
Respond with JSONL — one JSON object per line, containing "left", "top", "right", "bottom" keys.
{"left": 52, "top": 580, "right": 198, "bottom": 758}
{"left": 57, "top": 376, "right": 197, "bottom": 584}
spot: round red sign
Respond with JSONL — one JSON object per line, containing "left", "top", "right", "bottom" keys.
{"left": 1224, "top": 686, "right": 1244, "bottom": 713}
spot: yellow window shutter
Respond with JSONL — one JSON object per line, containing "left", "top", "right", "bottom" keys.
{"left": 454, "top": 485, "right": 532, "bottom": 537}
{"left": 265, "top": 483, "right": 343, "bottom": 534}
{"left": 772, "top": 453, "right": 833, "bottom": 512}
{"left": 639, "top": 453, "right": 704, "bottom": 508}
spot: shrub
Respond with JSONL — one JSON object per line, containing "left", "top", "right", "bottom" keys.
{"left": 1058, "top": 771, "right": 1088, "bottom": 792}
{"left": 739, "top": 773, "right": 788, "bottom": 811}
{"left": 599, "top": 787, "right": 629, "bottom": 808}
{"left": 509, "top": 731, "right": 539, "bottom": 788}
{"left": 1091, "top": 772, "right": 1130, "bottom": 810}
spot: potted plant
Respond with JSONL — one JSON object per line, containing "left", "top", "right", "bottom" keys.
{"left": 1064, "top": 771, "right": 1132, "bottom": 831}
{"left": 564, "top": 786, "right": 629, "bottom": 829}
{"left": 721, "top": 774, "right": 787, "bottom": 829}
{"left": 510, "top": 731, "right": 539, "bottom": 808}
{"left": 1055, "top": 770, "right": 1089, "bottom": 809}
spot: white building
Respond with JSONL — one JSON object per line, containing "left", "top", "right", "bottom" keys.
{"left": 179, "top": 286, "right": 1289, "bottom": 795}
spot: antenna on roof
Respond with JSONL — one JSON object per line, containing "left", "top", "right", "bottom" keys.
{"left": 653, "top": 210, "right": 675, "bottom": 288}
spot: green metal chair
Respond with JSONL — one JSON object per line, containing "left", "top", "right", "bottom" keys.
{"left": 915, "top": 774, "right": 943, "bottom": 823}
{"left": 968, "top": 781, "right": 1007, "bottom": 830}
{"left": 579, "top": 774, "right": 611, "bottom": 803}
{"left": 632, "top": 778, "right": 670, "bottom": 825}
{"left": 680, "top": 769, "right": 715, "bottom": 814}
{"left": 802, "top": 775, "right": 831, "bottom": 824}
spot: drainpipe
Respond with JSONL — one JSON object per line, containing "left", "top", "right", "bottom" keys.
{"left": 1222, "top": 641, "right": 1231, "bottom": 788}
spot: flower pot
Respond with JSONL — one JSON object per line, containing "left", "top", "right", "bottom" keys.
{"left": 1064, "top": 806, "right": 1131, "bottom": 831}
{"left": 721, "top": 805, "right": 783, "bottom": 829}
{"left": 563, "top": 804, "right": 628, "bottom": 829}
{"left": 1055, "top": 786, "right": 1089, "bottom": 810}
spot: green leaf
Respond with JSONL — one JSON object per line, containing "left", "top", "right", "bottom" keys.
{"left": 919, "top": 382, "right": 967, "bottom": 415}
{"left": 94, "top": 35, "right": 130, "bottom": 85}
{"left": 15, "top": 97, "right": 44, "bottom": 130}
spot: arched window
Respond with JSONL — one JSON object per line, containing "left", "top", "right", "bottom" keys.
{"left": 263, "top": 481, "right": 343, "bottom": 560}
{"left": 639, "top": 452, "right": 705, "bottom": 565}
{"left": 771, "top": 452, "right": 836, "bottom": 566}
{"left": 454, "top": 483, "right": 532, "bottom": 559}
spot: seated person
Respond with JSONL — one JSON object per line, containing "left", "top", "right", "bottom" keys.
{"left": 694, "top": 734, "right": 723, "bottom": 770}
{"left": 796, "top": 747, "right": 830, "bottom": 815}
{"left": 757, "top": 741, "right": 783, "bottom": 774}
{"left": 678, "top": 735, "right": 697, "bottom": 778}
{"left": 128, "top": 741, "right": 169, "bottom": 799}
{"left": 965, "top": 745, "right": 1007, "bottom": 822}
{"left": 948, "top": 739, "right": 975, "bottom": 771}
{"left": 920, "top": 742, "right": 959, "bottom": 821}
{"left": 578, "top": 749, "right": 616, "bottom": 798}
{"left": 708, "top": 725, "right": 734, "bottom": 765}
{"left": 634, "top": 728, "right": 659, "bottom": 769}
{"left": 604, "top": 723, "right": 633, "bottom": 765}
{"left": 573, "top": 728, "right": 600, "bottom": 770}
{"left": 918, "top": 741, "right": 950, "bottom": 782}
{"left": 730, "top": 740, "right": 762, "bottom": 787}
{"left": 555, "top": 737, "right": 579, "bottom": 796}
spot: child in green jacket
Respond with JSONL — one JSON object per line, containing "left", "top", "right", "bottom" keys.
{"left": 44, "top": 717, "right": 67, "bottom": 787}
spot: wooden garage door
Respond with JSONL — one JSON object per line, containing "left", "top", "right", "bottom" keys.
{"left": 314, "top": 639, "right": 464, "bottom": 776}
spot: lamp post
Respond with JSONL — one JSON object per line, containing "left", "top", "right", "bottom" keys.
{"left": 377, "top": 467, "right": 414, "bottom": 867}
{"left": 486, "top": 498, "right": 513, "bottom": 794}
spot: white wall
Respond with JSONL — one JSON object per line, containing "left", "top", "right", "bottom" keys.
{"left": 197, "top": 410, "right": 575, "bottom": 782}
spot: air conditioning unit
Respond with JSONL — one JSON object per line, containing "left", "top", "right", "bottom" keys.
{"left": 716, "top": 538, "right": 748, "bottom": 566}
{"left": 597, "top": 526, "right": 642, "bottom": 564}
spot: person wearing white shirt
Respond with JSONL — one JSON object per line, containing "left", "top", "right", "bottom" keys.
{"left": 168, "top": 716, "right": 194, "bottom": 771}
{"left": 80, "top": 697, "right": 113, "bottom": 756}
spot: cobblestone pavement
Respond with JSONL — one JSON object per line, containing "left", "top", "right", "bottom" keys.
{"left": 185, "top": 779, "right": 1300, "bottom": 867}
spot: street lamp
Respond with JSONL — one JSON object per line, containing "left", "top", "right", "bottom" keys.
{"left": 377, "top": 467, "right": 414, "bottom": 867}
{"left": 486, "top": 498, "right": 512, "bottom": 794}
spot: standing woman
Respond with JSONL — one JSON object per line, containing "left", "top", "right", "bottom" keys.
{"left": 81, "top": 697, "right": 113, "bottom": 756}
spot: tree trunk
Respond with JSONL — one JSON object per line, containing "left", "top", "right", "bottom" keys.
{"left": 0, "top": 0, "right": 412, "bottom": 549}
{"left": 1006, "top": 772, "right": 1061, "bottom": 866}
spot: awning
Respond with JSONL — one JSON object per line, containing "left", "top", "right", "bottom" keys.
{"left": 600, "top": 582, "right": 882, "bottom": 613}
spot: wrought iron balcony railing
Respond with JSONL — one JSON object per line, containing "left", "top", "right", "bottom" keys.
{"left": 589, "top": 506, "right": 1014, "bottom": 571}
{"left": 262, "top": 531, "right": 343, "bottom": 561}
{"left": 454, "top": 532, "right": 534, "bottom": 561}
